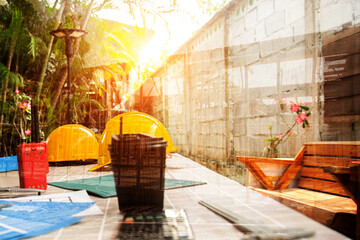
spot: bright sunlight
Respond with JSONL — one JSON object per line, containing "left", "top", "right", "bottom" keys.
{"left": 96, "top": 0, "right": 226, "bottom": 67}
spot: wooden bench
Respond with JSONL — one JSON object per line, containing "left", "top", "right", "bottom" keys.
{"left": 237, "top": 141, "right": 359, "bottom": 238}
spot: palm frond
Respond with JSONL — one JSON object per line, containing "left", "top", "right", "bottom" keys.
{"left": 0, "top": 62, "right": 24, "bottom": 89}
{"left": 28, "top": 33, "right": 37, "bottom": 61}
{"left": 0, "top": 63, "right": 8, "bottom": 81}
{"left": 8, "top": 9, "right": 23, "bottom": 36}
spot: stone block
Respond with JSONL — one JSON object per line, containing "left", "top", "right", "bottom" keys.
{"left": 229, "top": 52, "right": 246, "bottom": 68}
{"left": 244, "top": 43, "right": 260, "bottom": 64}
{"left": 239, "top": 28, "right": 256, "bottom": 45}
{"left": 257, "top": 0, "right": 274, "bottom": 22}
{"left": 266, "top": 9, "right": 285, "bottom": 36}
{"left": 273, "top": 26, "right": 294, "bottom": 52}
{"left": 233, "top": 118, "right": 247, "bottom": 135}
{"left": 211, "top": 47, "right": 224, "bottom": 60}
{"left": 230, "top": 17, "right": 245, "bottom": 41}
{"left": 229, "top": 66, "right": 246, "bottom": 89}
{"left": 356, "top": 0, "right": 360, "bottom": 19}
{"left": 274, "top": 0, "right": 287, "bottom": 9}
{"left": 255, "top": 19, "right": 266, "bottom": 41}
{"left": 245, "top": 8, "right": 258, "bottom": 30}
{"left": 293, "top": 18, "right": 306, "bottom": 42}
{"left": 285, "top": 0, "right": 305, "bottom": 25}
{"left": 319, "top": 1, "right": 353, "bottom": 32}
{"left": 280, "top": 59, "right": 309, "bottom": 85}
{"left": 259, "top": 39, "right": 274, "bottom": 57}
{"left": 246, "top": 136, "right": 265, "bottom": 156}
{"left": 229, "top": 42, "right": 246, "bottom": 56}
{"left": 233, "top": 100, "right": 247, "bottom": 116}
{"left": 247, "top": 63, "right": 277, "bottom": 89}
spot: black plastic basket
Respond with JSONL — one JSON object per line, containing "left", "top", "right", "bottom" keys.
{"left": 109, "top": 133, "right": 167, "bottom": 210}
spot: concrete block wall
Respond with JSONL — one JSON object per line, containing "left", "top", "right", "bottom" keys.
{"left": 146, "top": 0, "right": 360, "bottom": 185}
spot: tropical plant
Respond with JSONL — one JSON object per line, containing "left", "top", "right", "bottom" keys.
{"left": 0, "top": 0, "right": 55, "bottom": 154}
{"left": 0, "top": 8, "right": 23, "bottom": 134}
{"left": 263, "top": 97, "right": 312, "bottom": 158}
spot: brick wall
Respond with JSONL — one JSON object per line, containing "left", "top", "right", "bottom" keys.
{"left": 133, "top": 0, "right": 360, "bottom": 185}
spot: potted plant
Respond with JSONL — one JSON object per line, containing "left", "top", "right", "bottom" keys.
{"left": 263, "top": 97, "right": 311, "bottom": 158}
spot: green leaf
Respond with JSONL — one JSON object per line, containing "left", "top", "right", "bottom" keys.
{"left": 28, "top": 34, "right": 36, "bottom": 61}
{"left": 267, "top": 125, "right": 272, "bottom": 130}
{"left": 300, "top": 105, "right": 309, "bottom": 111}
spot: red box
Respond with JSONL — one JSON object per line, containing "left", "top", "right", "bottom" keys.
{"left": 17, "top": 142, "right": 49, "bottom": 190}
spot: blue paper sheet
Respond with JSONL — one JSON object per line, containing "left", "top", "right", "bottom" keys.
{"left": 0, "top": 200, "right": 94, "bottom": 240}
{"left": 0, "top": 156, "right": 18, "bottom": 172}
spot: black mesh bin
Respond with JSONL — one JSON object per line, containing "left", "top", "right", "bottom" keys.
{"left": 109, "top": 133, "right": 167, "bottom": 211}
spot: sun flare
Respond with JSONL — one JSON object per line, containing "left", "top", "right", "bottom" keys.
{"left": 96, "top": 1, "right": 215, "bottom": 66}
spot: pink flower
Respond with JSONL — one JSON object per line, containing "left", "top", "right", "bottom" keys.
{"left": 296, "top": 113, "right": 307, "bottom": 124}
{"left": 276, "top": 134, "right": 283, "bottom": 139}
{"left": 298, "top": 113, "right": 308, "bottom": 120}
{"left": 25, "top": 129, "right": 31, "bottom": 136}
{"left": 19, "top": 102, "right": 26, "bottom": 109}
{"left": 281, "top": 97, "right": 287, "bottom": 102}
{"left": 19, "top": 102, "right": 31, "bottom": 110}
{"left": 295, "top": 117, "right": 303, "bottom": 124}
{"left": 15, "top": 89, "right": 20, "bottom": 94}
{"left": 290, "top": 103, "right": 300, "bottom": 112}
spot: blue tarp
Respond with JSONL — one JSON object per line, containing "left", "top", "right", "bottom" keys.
{"left": 0, "top": 156, "right": 18, "bottom": 172}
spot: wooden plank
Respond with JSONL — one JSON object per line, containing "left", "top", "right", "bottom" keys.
{"left": 267, "top": 175, "right": 280, "bottom": 182}
{"left": 324, "top": 68, "right": 360, "bottom": 95}
{"left": 243, "top": 161, "right": 275, "bottom": 190}
{"left": 275, "top": 146, "right": 306, "bottom": 189}
{"left": 294, "top": 146, "right": 306, "bottom": 162}
{"left": 304, "top": 142, "right": 360, "bottom": 158}
{"left": 300, "top": 166, "right": 336, "bottom": 181}
{"left": 305, "top": 141, "right": 360, "bottom": 146}
{"left": 303, "top": 156, "right": 354, "bottom": 167}
{"left": 237, "top": 156, "right": 295, "bottom": 165}
{"left": 298, "top": 177, "right": 348, "bottom": 197}
{"left": 322, "top": 29, "right": 360, "bottom": 57}
{"left": 322, "top": 26, "right": 360, "bottom": 47}
{"left": 324, "top": 114, "right": 360, "bottom": 124}
{"left": 275, "top": 164, "right": 302, "bottom": 190}
{"left": 324, "top": 166, "right": 351, "bottom": 175}
{"left": 324, "top": 95, "right": 360, "bottom": 117}
{"left": 324, "top": 75, "right": 360, "bottom": 101}
{"left": 324, "top": 54, "right": 360, "bottom": 82}
{"left": 251, "top": 187, "right": 356, "bottom": 227}
{"left": 252, "top": 187, "right": 356, "bottom": 215}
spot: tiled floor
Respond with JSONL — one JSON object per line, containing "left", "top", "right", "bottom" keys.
{"left": 1, "top": 154, "right": 349, "bottom": 239}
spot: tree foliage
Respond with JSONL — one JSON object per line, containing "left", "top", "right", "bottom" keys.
{"left": 0, "top": 0, "right": 225, "bottom": 155}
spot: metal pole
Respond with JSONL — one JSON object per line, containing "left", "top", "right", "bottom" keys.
{"left": 65, "top": 37, "right": 73, "bottom": 124}
{"left": 67, "top": 56, "right": 71, "bottom": 123}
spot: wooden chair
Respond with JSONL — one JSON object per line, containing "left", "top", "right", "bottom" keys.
{"left": 237, "top": 142, "right": 360, "bottom": 238}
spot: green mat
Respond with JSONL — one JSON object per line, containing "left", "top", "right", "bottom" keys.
{"left": 48, "top": 174, "right": 206, "bottom": 198}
